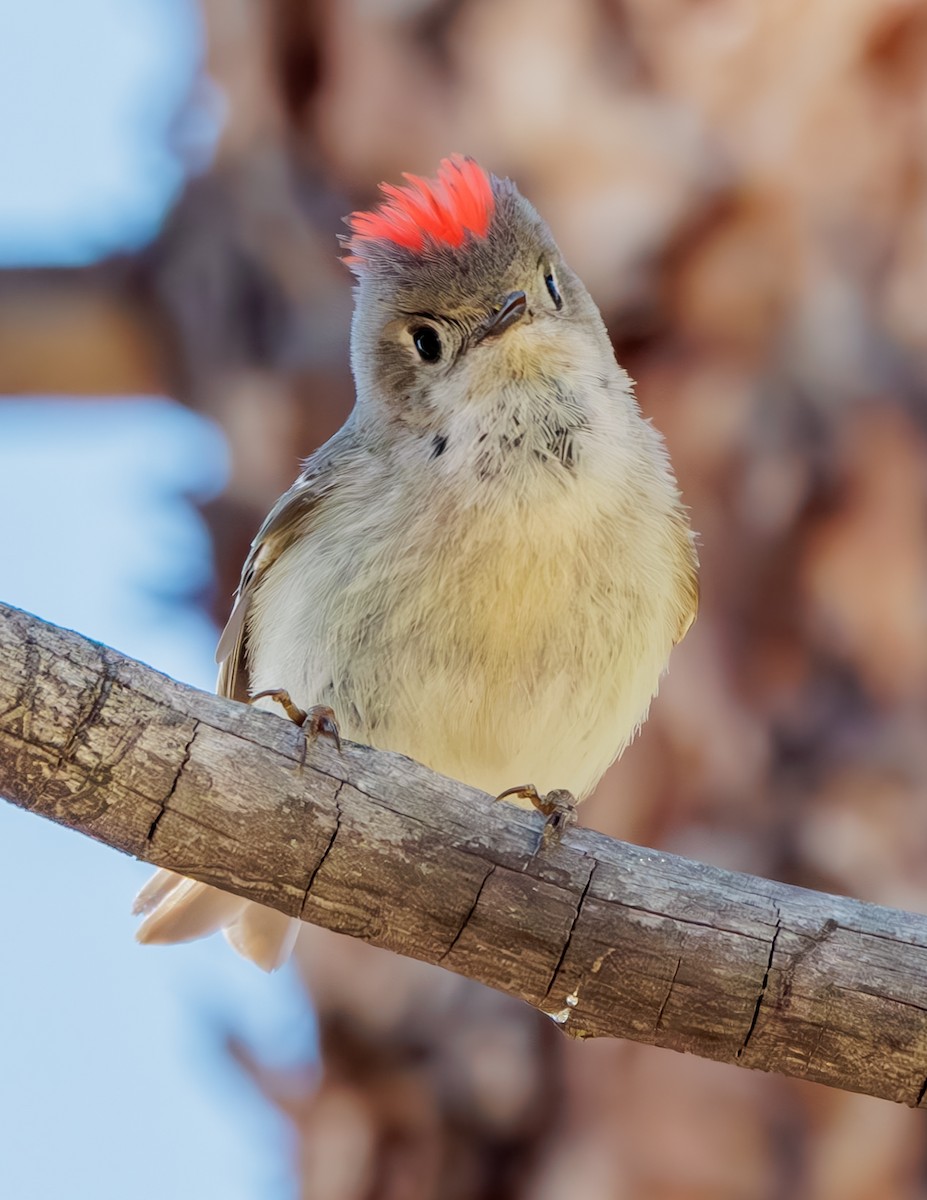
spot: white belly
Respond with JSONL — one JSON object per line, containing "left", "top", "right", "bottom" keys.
{"left": 247, "top": 463, "right": 685, "bottom": 801}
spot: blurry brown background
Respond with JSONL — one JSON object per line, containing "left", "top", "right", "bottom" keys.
{"left": 4, "top": 1, "right": 927, "bottom": 1197}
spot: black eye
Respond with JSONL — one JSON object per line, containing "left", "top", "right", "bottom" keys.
{"left": 412, "top": 326, "right": 442, "bottom": 362}
{"left": 544, "top": 271, "right": 562, "bottom": 310}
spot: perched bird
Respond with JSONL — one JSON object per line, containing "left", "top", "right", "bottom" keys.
{"left": 134, "top": 155, "right": 698, "bottom": 971}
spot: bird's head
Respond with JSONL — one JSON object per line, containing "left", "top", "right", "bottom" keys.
{"left": 343, "top": 156, "right": 623, "bottom": 452}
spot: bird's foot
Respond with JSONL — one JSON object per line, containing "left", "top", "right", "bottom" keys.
{"left": 250, "top": 687, "right": 306, "bottom": 725}
{"left": 300, "top": 704, "right": 343, "bottom": 754}
{"left": 249, "top": 689, "right": 342, "bottom": 764}
{"left": 496, "top": 784, "right": 577, "bottom": 848}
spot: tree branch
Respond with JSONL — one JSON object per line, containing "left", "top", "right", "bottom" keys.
{"left": 2, "top": 601, "right": 927, "bottom": 1106}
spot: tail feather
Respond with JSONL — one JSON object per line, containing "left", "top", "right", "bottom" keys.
{"left": 134, "top": 870, "right": 248, "bottom": 945}
{"left": 132, "top": 867, "right": 185, "bottom": 917}
{"left": 133, "top": 869, "right": 300, "bottom": 970}
{"left": 224, "top": 905, "right": 301, "bottom": 973}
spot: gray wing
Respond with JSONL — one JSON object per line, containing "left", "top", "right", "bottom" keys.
{"left": 215, "top": 428, "right": 351, "bottom": 702}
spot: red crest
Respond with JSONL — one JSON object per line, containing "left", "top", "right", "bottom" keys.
{"left": 346, "top": 155, "right": 494, "bottom": 264}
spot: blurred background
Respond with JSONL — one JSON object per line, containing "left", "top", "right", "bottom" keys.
{"left": 2, "top": 0, "right": 927, "bottom": 1197}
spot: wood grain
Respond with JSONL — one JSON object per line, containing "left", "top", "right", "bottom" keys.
{"left": 2, "top": 600, "right": 927, "bottom": 1106}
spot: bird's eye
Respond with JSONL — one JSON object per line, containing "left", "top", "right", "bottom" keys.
{"left": 544, "top": 270, "right": 563, "bottom": 310}
{"left": 412, "top": 326, "right": 442, "bottom": 363}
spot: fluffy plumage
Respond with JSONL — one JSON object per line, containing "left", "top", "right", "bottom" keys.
{"left": 134, "top": 157, "right": 698, "bottom": 971}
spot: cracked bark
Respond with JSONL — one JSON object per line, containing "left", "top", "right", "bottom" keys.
{"left": 738, "top": 908, "right": 782, "bottom": 1058}
{"left": 4, "top": 601, "right": 927, "bottom": 1107}
{"left": 655, "top": 957, "right": 682, "bottom": 1032}
{"left": 441, "top": 864, "right": 497, "bottom": 964}
{"left": 300, "top": 779, "right": 343, "bottom": 917}
{"left": 147, "top": 720, "right": 200, "bottom": 844}
{"left": 544, "top": 859, "right": 596, "bottom": 998}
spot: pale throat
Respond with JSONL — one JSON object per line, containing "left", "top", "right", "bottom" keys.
{"left": 425, "top": 356, "right": 620, "bottom": 492}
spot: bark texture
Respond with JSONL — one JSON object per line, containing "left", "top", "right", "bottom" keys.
{"left": 4, "top": 600, "right": 927, "bottom": 1108}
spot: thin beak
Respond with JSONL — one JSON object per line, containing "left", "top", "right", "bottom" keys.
{"left": 474, "top": 290, "right": 528, "bottom": 343}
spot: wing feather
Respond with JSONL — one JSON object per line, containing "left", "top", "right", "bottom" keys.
{"left": 673, "top": 521, "right": 700, "bottom": 646}
{"left": 214, "top": 429, "right": 349, "bottom": 700}
{"left": 130, "top": 430, "right": 352, "bottom": 971}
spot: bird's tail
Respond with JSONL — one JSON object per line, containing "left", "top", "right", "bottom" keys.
{"left": 133, "top": 869, "right": 300, "bottom": 972}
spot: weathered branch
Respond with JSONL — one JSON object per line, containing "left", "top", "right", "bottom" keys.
{"left": 2, "top": 601, "right": 927, "bottom": 1106}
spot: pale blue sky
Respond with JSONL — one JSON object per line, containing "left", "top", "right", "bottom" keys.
{"left": 0, "top": 0, "right": 205, "bottom": 263}
{"left": 0, "top": 4, "right": 312, "bottom": 1198}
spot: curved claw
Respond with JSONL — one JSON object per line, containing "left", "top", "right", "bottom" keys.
{"left": 249, "top": 689, "right": 342, "bottom": 765}
{"left": 302, "top": 704, "right": 342, "bottom": 753}
{"left": 495, "top": 784, "right": 577, "bottom": 847}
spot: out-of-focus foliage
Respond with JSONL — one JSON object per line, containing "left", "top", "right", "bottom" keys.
{"left": 5, "top": 1, "right": 927, "bottom": 1196}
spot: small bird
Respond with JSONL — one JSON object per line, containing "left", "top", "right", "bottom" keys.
{"left": 134, "top": 155, "right": 698, "bottom": 971}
